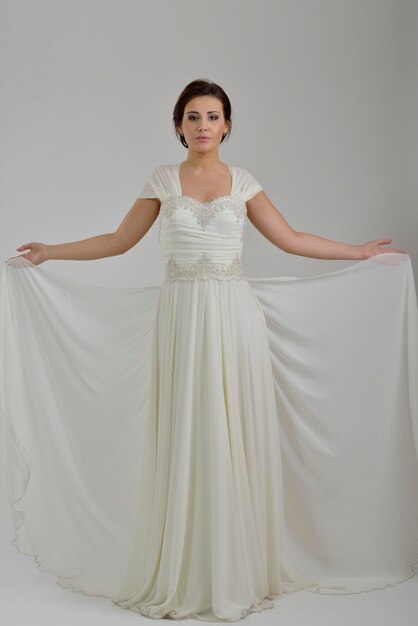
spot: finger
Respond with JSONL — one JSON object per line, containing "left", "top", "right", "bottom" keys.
{"left": 16, "top": 244, "right": 29, "bottom": 251}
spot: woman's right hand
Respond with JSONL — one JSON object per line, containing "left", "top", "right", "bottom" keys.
{"left": 9, "top": 242, "right": 50, "bottom": 265}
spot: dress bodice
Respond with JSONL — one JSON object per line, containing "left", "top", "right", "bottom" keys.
{"left": 138, "top": 163, "right": 263, "bottom": 281}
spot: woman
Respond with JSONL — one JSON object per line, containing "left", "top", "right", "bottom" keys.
{"left": 1, "top": 78, "right": 417, "bottom": 622}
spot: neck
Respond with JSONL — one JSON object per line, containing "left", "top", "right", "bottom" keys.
{"left": 181, "top": 152, "right": 223, "bottom": 172}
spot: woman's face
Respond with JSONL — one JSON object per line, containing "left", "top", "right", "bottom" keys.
{"left": 178, "top": 96, "right": 229, "bottom": 151}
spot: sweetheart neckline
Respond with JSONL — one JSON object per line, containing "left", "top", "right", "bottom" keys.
{"left": 178, "top": 194, "right": 236, "bottom": 204}
{"left": 176, "top": 162, "right": 234, "bottom": 204}
{"left": 160, "top": 194, "right": 245, "bottom": 208}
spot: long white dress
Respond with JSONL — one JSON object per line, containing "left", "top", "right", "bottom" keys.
{"left": 1, "top": 162, "right": 418, "bottom": 622}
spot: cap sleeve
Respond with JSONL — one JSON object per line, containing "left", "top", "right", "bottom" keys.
{"left": 138, "top": 168, "right": 159, "bottom": 199}
{"left": 238, "top": 168, "right": 263, "bottom": 202}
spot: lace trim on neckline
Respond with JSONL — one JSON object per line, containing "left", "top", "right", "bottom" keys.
{"left": 178, "top": 194, "right": 233, "bottom": 204}
{"left": 161, "top": 195, "right": 246, "bottom": 230}
{"left": 163, "top": 193, "right": 243, "bottom": 205}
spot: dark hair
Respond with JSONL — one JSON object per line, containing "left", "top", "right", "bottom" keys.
{"left": 173, "top": 79, "right": 232, "bottom": 149}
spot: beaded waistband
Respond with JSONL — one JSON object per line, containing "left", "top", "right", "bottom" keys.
{"left": 164, "top": 252, "right": 245, "bottom": 282}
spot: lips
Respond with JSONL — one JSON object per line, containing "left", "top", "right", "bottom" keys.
{"left": 197, "top": 137, "right": 209, "bottom": 141}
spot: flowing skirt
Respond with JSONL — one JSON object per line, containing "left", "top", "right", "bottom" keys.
{"left": 1, "top": 253, "right": 418, "bottom": 622}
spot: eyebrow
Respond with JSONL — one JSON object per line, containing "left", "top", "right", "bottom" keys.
{"left": 185, "top": 110, "right": 220, "bottom": 114}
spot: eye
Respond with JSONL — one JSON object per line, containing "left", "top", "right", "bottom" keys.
{"left": 187, "top": 115, "right": 219, "bottom": 121}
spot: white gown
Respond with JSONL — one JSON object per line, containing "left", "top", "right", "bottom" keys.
{"left": 1, "top": 162, "right": 418, "bottom": 622}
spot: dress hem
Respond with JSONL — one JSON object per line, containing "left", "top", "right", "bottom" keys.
{"left": 8, "top": 527, "right": 418, "bottom": 622}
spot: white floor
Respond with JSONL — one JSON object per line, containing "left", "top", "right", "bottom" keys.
{"left": 1, "top": 509, "right": 418, "bottom": 626}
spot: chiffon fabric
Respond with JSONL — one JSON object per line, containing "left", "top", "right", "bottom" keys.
{"left": 1, "top": 162, "right": 418, "bottom": 622}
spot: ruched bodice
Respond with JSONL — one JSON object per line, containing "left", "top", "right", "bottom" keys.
{"left": 138, "top": 163, "right": 263, "bottom": 281}
{"left": 159, "top": 195, "right": 247, "bottom": 280}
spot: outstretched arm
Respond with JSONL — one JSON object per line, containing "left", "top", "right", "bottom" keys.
{"left": 12, "top": 197, "right": 160, "bottom": 264}
{"left": 246, "top": 192, "right": 407, "bottom": 260}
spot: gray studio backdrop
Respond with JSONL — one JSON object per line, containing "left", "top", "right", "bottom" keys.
{"left": 0, "top": 0, "right": 417, "bottom": 523}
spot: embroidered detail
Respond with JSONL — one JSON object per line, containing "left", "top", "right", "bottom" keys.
{"left": 165, "top": 252, "right": 245, "bottom": 282}
{"left": 161, "top": 195, "right": 246, "bottom": 229}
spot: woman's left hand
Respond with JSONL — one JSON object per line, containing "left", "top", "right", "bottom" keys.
{"left": 359, "top": 239, "right": 408, "bottom": 259}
